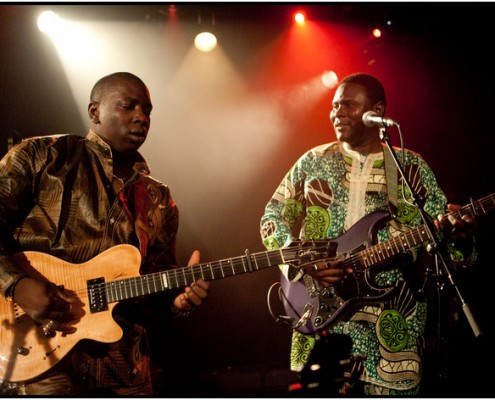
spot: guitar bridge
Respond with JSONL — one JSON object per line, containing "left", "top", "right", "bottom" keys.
{"left": 303, "top": 274, "right": 320, "bottom": 297}
{"left": 88, "top": 277, "right": 108, "bottom": 313}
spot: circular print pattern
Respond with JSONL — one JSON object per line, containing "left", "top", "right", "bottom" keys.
{"left": 376, "top": 309, "right": 409, "bottom": 352}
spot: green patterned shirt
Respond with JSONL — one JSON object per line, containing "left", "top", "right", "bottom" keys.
{"left": 260, "top": 141, "right": 449, "bottom": 392}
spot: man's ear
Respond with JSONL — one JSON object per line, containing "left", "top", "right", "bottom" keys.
{"left": 88, "top": 102, "right": 100, "bottom": 123}
{"left": 373, "top": 101, "right": 385, "bottom": 117}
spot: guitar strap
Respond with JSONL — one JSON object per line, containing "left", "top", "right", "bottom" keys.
{"left": 382, "top": 144, "right": 398, "bottom": 220}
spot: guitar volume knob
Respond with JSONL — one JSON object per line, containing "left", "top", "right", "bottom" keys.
{"left": 16, "top": 347, "right": 30, "bottom": 356}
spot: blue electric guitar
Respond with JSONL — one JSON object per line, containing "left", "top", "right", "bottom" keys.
{"left": 280, "top": 193, "right": 495, "bottom": 334}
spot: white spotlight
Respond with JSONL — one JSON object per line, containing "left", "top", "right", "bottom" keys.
{"left": 194, "top": 32, "right": 217, "bottom": 52}
{"left": 37, "top": 11, "right": 60, "bottom": 34}
{"left": 321, "top": 70, "right": 339, "bottom": 89}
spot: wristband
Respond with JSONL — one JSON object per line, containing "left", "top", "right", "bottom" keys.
{"left": 5, "top": 275, "right": 28, "bottom": 300}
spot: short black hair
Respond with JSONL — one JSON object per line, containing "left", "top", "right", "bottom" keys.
{"left": 339, "top": 73, "right": 386, "bottom": 108}
{"left": 90, "top": 72, "right": 146, "bottom": 103}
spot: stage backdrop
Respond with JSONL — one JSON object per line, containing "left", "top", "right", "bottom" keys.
{"left": 0, "top": 4, "right": 493, "bottom": 396}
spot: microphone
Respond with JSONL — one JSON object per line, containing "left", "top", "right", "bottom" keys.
{"left": 362, "top": 111, "right": 399, "bottom": 128}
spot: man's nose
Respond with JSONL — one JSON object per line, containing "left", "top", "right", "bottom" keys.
{"left": 133, "top": 108, "right": 149, "bottom": 124}
{"left": 330, "top": 107, "right": 343, "bottom": 121}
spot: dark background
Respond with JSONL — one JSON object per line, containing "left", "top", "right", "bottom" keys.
{"left": 1, "top": 3, "right": 494, "bottom": 396}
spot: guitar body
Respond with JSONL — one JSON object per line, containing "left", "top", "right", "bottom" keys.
{"left": 1, "top": 193, "right": 492, "bottom": 382}
{"left": 0, "top": 244, "right": 142, "bottom": 383}
{"left": 280, "top": 211, "right": 395, "bottom": 334}
{"left": 0, "top": 239, "right": 334, "bottom": 384}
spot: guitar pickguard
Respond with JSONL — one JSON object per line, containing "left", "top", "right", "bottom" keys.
{"left": 280, "top": 210, "right": 398, "bottom": 334}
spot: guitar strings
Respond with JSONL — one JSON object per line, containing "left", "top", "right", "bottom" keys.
{"left": 35, "top": 245, "right": 327, "bottom": 304}
{"left": 19, "top": 194, "right": 495, "bottom": 306}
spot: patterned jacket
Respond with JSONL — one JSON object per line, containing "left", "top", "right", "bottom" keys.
{"left": 0, "top": 130, "right": 178, "bottom": 389}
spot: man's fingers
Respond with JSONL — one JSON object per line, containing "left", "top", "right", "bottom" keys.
{"left": 190, "top": 281, "right": 209, "bottom": 301}
{"left": 187, "top": 250, "right": 201, "bottom": 266}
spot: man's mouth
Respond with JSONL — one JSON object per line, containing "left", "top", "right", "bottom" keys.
{"left": 130, "top": 131, "right": 147, "bottom": 142}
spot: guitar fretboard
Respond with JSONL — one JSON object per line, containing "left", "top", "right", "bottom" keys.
{"left": 345, "top": 193, "right": 495, "bottom": 270}
{"left": 90, "top": 243, "right": 329, "bottom": 304}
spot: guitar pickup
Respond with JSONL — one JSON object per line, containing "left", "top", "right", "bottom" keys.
{"left": 87, "top": 277, "right": 108, "bottom": 313}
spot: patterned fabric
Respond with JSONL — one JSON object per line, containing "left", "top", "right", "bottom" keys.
{"left": 0, "top": 131, "right": 179, "bottom": 394}
{"left": 260, "top": 141, "right": 461, "bottom": 392}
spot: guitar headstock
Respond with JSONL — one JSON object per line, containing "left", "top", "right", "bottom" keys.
{"left": 280, "top": 240, "right": 338, "bottom": 269}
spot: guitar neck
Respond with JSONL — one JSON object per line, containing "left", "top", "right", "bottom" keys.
{"left": 354, "top": 193, "right": 495, "bottom": 269}
{"left": 102, "top": 246, "right": 298, "bottom": 304}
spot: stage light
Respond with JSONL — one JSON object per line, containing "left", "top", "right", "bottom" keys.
{"left": 372, "top": 28, "right": 382, "bottom": 38}
{"left": 321, "top": 70, "right": 338, "bottom": 89}
{"left": 37, "top": 10, "right": 60, "bottom": 34}
{"left": 194, "top": 31, "right": 217, "bottom": 52}
{"left": 294, "top": 12, "right": 305, "bottom": 25}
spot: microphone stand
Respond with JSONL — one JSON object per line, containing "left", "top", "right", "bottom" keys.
{"left": 379, "top": 126, "right": 482, "bottom": 339}
{"left": 380, "top": 126, "right": 482, "bottom": 393}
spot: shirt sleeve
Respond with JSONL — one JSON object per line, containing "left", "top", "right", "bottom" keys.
{"left": 260, "top": 155, "right": 308, "bottom": 251}
{"left": 260, "top": 155, "right": 310, "bottom": 282}
{"left": 0, "top": 140, "right": 38, "bottom": 296}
